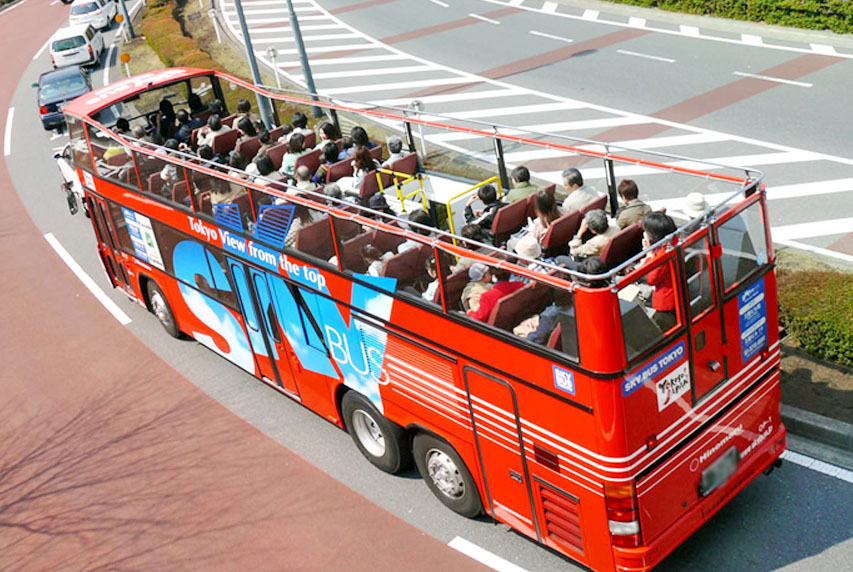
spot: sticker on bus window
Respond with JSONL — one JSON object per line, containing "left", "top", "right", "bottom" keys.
{"left": 552, "top": 365, "right": 575, "bottom": 395}
{"left": 622, "top": 341, "right": 686, "bottom": 397}
{"left": 655, "top": 362, "right": 690, "bottom": 411}
{"left": 738, "top": 280, "right": 767, "bottom": 363}
{"left": 122, "top": 208, "right": 164, "bottom": 270}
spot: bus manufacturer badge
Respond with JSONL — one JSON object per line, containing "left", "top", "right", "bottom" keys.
{"left": 552, "top": 365, "right": 575, "bottom": 395}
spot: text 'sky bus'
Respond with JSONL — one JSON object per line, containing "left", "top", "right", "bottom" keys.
{"left": 61, "top": 68, "right": 785, "bottom": 571}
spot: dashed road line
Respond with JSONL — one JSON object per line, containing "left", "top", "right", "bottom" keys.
{"left": 469, "top": 13, "right": 500, "bottom": 24}
{"left": 429, "top": 0, "right": 449, "bottom": 6}
{"left": 617, "top": 49, "right": 675, "bottom": 63}
{"left": 529, "top": 29, "right": 573, "bottom": 43}
{"left": 782, "top": 450, "right": 853, "bottom": 484}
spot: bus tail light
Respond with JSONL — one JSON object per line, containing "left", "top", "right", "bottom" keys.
{"left": 605, "top": 483, "right": 641, "bottom": 548}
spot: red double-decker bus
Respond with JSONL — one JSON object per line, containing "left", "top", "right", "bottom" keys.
{"left": 61, "top": 68, "right": 785, "bottom": 571}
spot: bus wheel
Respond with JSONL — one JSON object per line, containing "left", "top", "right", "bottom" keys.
{"left": 413, "top": 433, "right": 482, "bottom": 518}
{"left": 146, "top": 281, "right": 180, "bottom": 338}
{"left": 342, "top": 392, "right": 410, "bottom": 474}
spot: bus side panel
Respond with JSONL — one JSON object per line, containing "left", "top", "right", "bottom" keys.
{"left": 630, "top": 365, "right": 784, "bottom": 565}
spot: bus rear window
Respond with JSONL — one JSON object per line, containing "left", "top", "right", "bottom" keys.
{"left": 53, "top": 36, "right": 86, "bottom": 51}
{"left": 717, "top": 201, "right": 769, "bottom": 292}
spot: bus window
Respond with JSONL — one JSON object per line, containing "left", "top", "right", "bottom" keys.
{"left": 618, "top": 255, "right": 682, "bottom": 362}
{"left": 189, "top": 75, "right": 218, "bottom": 116}
{"left": 87, "top": 124, "right": 135, "bottom": 188}
{"left": 283, "top": 203, "right": 334, "bottom": 266}
{"left": 106, "top": 200, "right": 134, "bottom": 254}
{"left": 515, "top": 282, "right": 579, "bottom": 361}
{"left": 684, "top": 235, "right": 715, "bottom": 321}
{"left": 717, "top": 200, "right": 769, "bottom": 292}
{"left": 67, "top": 115, "right": 93, "bottom": 172}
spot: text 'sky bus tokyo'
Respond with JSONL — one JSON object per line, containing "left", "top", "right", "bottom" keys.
{"left": 62, "top": 68, "right": 785, "bottom": 571}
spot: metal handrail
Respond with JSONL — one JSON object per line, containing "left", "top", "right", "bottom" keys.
{"left": 444, "top": 176, "right": 503, "bottom": 236}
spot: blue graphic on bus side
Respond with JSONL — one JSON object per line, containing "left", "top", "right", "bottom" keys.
{"left": 622, "top": 341, "right": 686, "bottom": 397}
{"left": 738, "top": 280, "right": 767, "bottom": 363}
{"left": 552, "top": 366, "right": 575, "bottom": 395}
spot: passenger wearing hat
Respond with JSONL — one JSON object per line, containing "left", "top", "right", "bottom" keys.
{"left": 461, "top": 262, "right": 493, "bottom": 313}
{"left": 680, "top": 192, "right": 709, "bottom": 234}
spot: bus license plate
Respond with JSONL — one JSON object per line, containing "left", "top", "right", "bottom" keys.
{"left": 699, "top": 447, "right": 740, "bottom": 497}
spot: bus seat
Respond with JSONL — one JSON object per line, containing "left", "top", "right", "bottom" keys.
{"left": 358, "top": 169, "right": 383, "bottom": 200}
{"left": 268, "top": 125, "right": 285, "bottom": 142}
{"left": 380, "top": 245, "right": 422, "bottom": 287}
{"left": 303, "top": 131, "right": 316, "bottom": 149}
{"left": 580, "top": 194, "right": 607, "bottom": 216}
{"left": 198, "top": 191, "right": 212, "bottom": 215}
{"left": 221, "top": 113, "right": 238, "bottom": 128}
{"left": 295, "top": 147, "right": 322, "bottom": 176}
{"left": 374, "top": 228, "right": 405, "bottom": 253}
{"left": 106, "top": 152, "right": 129, "bottom": 166}
{"left": 600, "top": 222, "right": 644, "bottom": 269}
{"left": 172, "top": 181, "right": 189, "bottom": 205}
{"left": 212, "top": 129, "right": 240, "bottom": 156}
{"left": 487, "top": 281, "right": 548, "bottom": 331}
{"left": 146, "top": 172, "right": 165, "bottom": 196}
{"left": 266, "top": 142, "right": 289, "bottom": 170}
{"left": 192, "top": 109, "right": 210, "bottom": 124}
{"left": 388, "top": 153, "right": 417, "bottom": 176}
{"left": 547, "top": 323, "right": 562, "bottom": 349}
{"left": 341, "top": 231, "right": 375, "bottom": 273}
{"left": 542, "top": 210, "right": 581, "bottom": 257}
{"left": 437, "top": 267, "right": 469, "bottom": 309}
{"left": 542, "top": 183, "right": 556, "bottom": 196}
{"left": 525, "top": 193, "right": 537, "bottom": 220}
{"left": 333, "top": 217, "right": 361, "bottom": 242}
{"left": 491, "top": 199, "right": 527, "bottom": 246}
{"left": 327, "top": 157, "right": 355, "bottom": 183}
{"left": 294, "top": 218, "right": 336, "bottom": 261}
{"left": 236, "top": 136, "right": 261, "bottom": 161}
{"left": 191, "top": 126, "right": 203, "bottom": 147}
{"left": 369, "top": 145, "right": 383, "bottom": 162}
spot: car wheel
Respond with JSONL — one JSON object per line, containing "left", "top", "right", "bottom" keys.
{"left": 413, "top": 433, "right": 483, "bottom": 518}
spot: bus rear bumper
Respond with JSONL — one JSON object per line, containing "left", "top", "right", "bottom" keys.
{"left": 612, "top": 423, "right": 786, "bottom": 572}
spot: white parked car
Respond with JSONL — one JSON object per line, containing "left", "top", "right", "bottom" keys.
{"left": 68, "top": 0, "right": 116, "bottom": 30}
{"left": 50, "top": 24, "right": 105, "bottom": 68}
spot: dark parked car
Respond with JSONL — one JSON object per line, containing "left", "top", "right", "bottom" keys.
{"left": 33, "top": 65, "right": 92, "bottom": 130}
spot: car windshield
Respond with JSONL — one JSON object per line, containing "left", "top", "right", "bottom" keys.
{"left": 41, "top": 75, "right": 87, "bottom": 99}
{"left": 71, "top": 3, "right": 98, "bottom": 14}
{"left": 53, "top": 36, "right": 86, "bottom": 51}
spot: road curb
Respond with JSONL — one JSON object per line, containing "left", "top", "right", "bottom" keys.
{"left": 781, "top": 404, "right": 853, "bottom": 452}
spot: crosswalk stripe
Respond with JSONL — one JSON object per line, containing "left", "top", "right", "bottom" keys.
{"left": 293, "top": 65, "right": 437, "bottom": 80}
{"left": 772, "top": 218, "right": 853, "bottom": 241}
{"left": 246, "top": 24, "right": 344, "bottom": 33}
{"left": 766, "top": 178, "right": 853, "bottom": 200}
{"left": 439, "top": 101, "right": 585, "bottom": 120}
{"left": 222, "top": 7, "right": 318, "bottom": 15}
{"left": 369, "top": 88, "right": 523, "bottom": 107}
{"left": 428, "top": 116, "right": 652, "bottom": 142}
{"left": 277, "top": 54, "right": 409, "bottom": 68}
{"left": 254, "top": 43, "right": 377, "bottom": 56}
{"left": 321, "top": 76, "right": 476, "bottom": 95}
{"left": 250, "top": 33, "right": 361, "bottom": 44}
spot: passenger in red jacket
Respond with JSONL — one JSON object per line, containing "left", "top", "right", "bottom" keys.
{"left": 640, "top": 212, "right": 678, "bottom": 332}
{"left": 468, "top": 267, "right": 524, "bottom": 322}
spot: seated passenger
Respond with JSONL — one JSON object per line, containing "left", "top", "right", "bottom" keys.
{"left": 235, "top": 116, "right": 258, "bottom": 145}
{"left": 337, "top": 135, "right": 354, "bottom": 161}
{"left": 464, "top": 184, "right": 504, "bottom": 243}
{"left": 256, "top": 128, "right": 275, "bottom": 158}
{"left": 251, "top": 154, "right": 277, "bottom": 188}
{"left": 526, "top": 287, "right": 573, "bottom": 345}
{"left": 504, "top": 166, "right": 538, "bottom": 203}
{"left": 381, "top": 135, "right": 406, "bottom": 168}
{"left": 196, "top": 114, "right": 231, "bottom": 149}
{"left": 640, "top": 212, "right": 678, "bottom": 331}
{"left": 284, "top": 204, "right": 324, "bottom": 248}
{"left": 349, "top": 145, "right": 381, "bottom": 193}
{"left": 349, "top": 125, "right": 378, "bottom": 156}
{"left": 681, "top": 191, "right": 709, "bottom": 234}
{"left": 279, "top": 132, "right": 309, "bottom": 178}
{"left": 559, "top": 167, "right": 599, "bottom": 210}
{"left": 323, "top": 182, "right": 344, "bottom": 205}
{"left": 315, "top": 121, "right": 340, "bottom": 149}
{"left": 452, "top": 224, "right": 485, "bottom": 272}
{"left": 615, "top": 179, "right": 651, "bottom": 229}
{"left": 236, "top": 98, "right": 260, "bottom": 124}
{"left": 468, "top": 267, "right": 524, "bottom": 322}
{"left": 398, "top": 208, "right": 433, "bottom": 253}
{"left": 156, "top": 99, "right": 177, "bottom": 141}
{"left": 421, "top": 257, "right": 439, "bottom": 302}
{"left": 461, "top": 262, "right": 493, "bottom": 313}
{"left": 289, "top": 111, "right": 313, "bottom": 140}
{"left": 368, "top": 192, "right": 395, "bottom": 216}
{"left": 361, "top": 244, "right": 393, "bottom": 276}
{"left": 175, "top": 109, "right": 204, "bottom": 145}
{"left": 293, "top": 165, "right": 318, "bottom": 194}
{"left": 508, "top": 190, "right": 565, "bottom": 252}
{"left": 569, "top": 209, "right": 619, "bottom": 260}
{"left": 158, "top": 138, "right": 181, "bottom": 195}
{"left": 312, "top": 142, "right": 340, "bottom": 184}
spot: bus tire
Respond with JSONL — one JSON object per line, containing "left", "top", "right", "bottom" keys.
{"left": 146, "top": 281, "right": 180, "bottom": 338}
{"left": 413, "top": 433, "right": 482, "bottom": 518}
{"left": 342, "top": 391, "right": 410, "bottom": 474}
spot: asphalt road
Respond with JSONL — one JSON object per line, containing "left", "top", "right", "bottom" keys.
{"left": 4, "top": 1, "right": 853, "bottom": 570}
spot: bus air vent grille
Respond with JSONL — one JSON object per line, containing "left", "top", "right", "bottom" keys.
{"left": 255, "top": 205, "right": 295, "bottom": 249}
{"left": 213, "top": 203, "right": 244, "bottom": 232}
{"left": 540, "top": 485, "right": 583, "bottom": 554}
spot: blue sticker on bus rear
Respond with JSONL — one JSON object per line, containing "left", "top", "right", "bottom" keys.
{"left": 738, "top": 280, "right": 767, "bottom": 363}
{"left": 622, "top": 341, "right": 686, "bottom": 397}
{"left": 553, "top": 365, "right": 575, "bottom": 395}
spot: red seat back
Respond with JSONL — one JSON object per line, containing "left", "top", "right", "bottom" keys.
{"left": 172, "top": 180, "right": 189, "bottom": 204}
{"left": 221, "top": 114, "right": 238, "bottom": 127}
{"left": 146, "top": 172, "right": 164, "bottom": 196}
{"left": 380, "top": 245, "right": 423, "bottom": 287}
{"left": 327, "top": 157, "right": 354, "bottom": 183}
{"left": 526, "top": 183, "right": 557, "bottom": 218}
{"left": 438, "top": 267, "right": 469, "bottom": 309}
{"left": 580, "top": 194, "right": 607, "bottom": 216}
{"left": 303, "top": 131, "right": 316, "bottom": 149}
{"left": 547, "top": 323, "right": 562, "bottom": 349}
{"left": 212, "top": 129, "right": 240, "bottom": 156}
{"left": 265, "top": 142, "right": 289, "bottom": 170}
{"left": 341, "top": 232, "right": 375, "bottom": 273}
{"left": 268, "top": 126, "right": 286, "bottom": 141}
{"left": 600, "top": 221, "right": 644, "bottom": 269}
{"left": 490, "top": 199, "right": 527, "bottom": 246}
{"left": 294, "top": 217, "right": 335, "bottom": 261}
{"left": 106, "top": 152, "right": 129, "bottom": 166}
{"left": 295, "top": 147, "right": 322, "bottom": 176}
{"left": 542, "top": 210, "right": 582, "bottom": 257}
{"left": 369, "top": 145, "right": 382, "bottom": 162}
{"left": 388, "top": 153, "right": 417, "bottom": 176}
{"left": 236, "top": 136, "right": 261, "bottom": 161}
{"left": 487, "top": 281, "right": 549, "bottom": 331}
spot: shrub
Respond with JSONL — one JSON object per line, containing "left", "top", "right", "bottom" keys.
{"left": 778, "top": 270, "right": 853, "bottom": 366}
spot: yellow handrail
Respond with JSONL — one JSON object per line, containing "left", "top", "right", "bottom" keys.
{"left": 376, "top": 168, "right": 428, "bottom": 214}
{"left": 444, "top": 176, "right": 503, "bottom": 236}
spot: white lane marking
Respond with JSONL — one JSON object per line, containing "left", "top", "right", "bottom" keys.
{"left": 253, "top": 43, "right": 377, "bottom": 56}
{"left": 50, "top": 132, "right": 64, "bottom": 141}
{"left": 582, "top": 9, "right": 598, "bottom": 20}
{"left": 449, "top": 537, "right": 529, "bottom": 572}
{"left": 4, "top": 107, "right": 13, "bottom": 157}
{"left": 617, "top": 49, "right": 675, "bottom": 63}
{"left": 222, "top": 6, "right": 317, "bottom": 15}
{"left": 742, "top": 33, "right": 763, "bottom": 45}
{"left": 429, "top": 0, "right": 449, "bottom": 6}
{"left": 680, "top": 25, "right": 700, "bottom": 36}
{"left": 33, "top": 37, "right": 51, "bottom": 61}
{"left": 443, "top": 100, "right": 584, "bottom": 119}
{"left": 508, "top": 0, "right": 524, "bottom": 6}
{"left": 628, "top": 16, "right": 646, "bottom": 28}
{"left": 769, "top": 178, "right": 853, "bottom": 200}
{"left": 103, "top": 39, "right": 118, "bottom": 87}
{"left": 246, "top": 24, "right": 344, "bottom": 33}
{"left": 772, "top": 217, "right": 853, "bottom": 241}
{"left": 529, "top": 30, "right": 573, "bottom": 43}
{"left": 811, "top": 43, "right": 837, "bottom": 55}
{"left": 428, "top": 116, "right": 651, "bottom": 142}
{"left": 470, "top": 13, "right": 500, "bottom": 24}
{"left": 0, "top": 0, "right": 28, "bottom": 15}
{"left": 44, "top": 233, "right": 132, "bottom": 326}
{"left": 241, "top": 14, "right": 329, "bottom": 24}
{"left": 321, "top": 76, "right": 474, "bottom": 96}
{"left": 733, "top": 71, "right": 813, "bottom": 87}
{"left": 782, "top": 450, "right": 853, "bottom": 484}
{"left": 250, "top": 32, "right": 360, "bottom": 44}
{"left": 292, "top": 64, "right": 437, "bottom": 81}
{"left": 276, "top": 54, "right": 408, "bottom": 67}
{"left": 541, "top": 1, "right": 557, "bottom": 13}
{"left": 369, "top": 87, "right": 523, "bottom": 107}
{"left": 776, "top": 240, "right": 853, "bottom": 263}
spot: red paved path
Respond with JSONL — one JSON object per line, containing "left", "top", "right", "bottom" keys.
{"left": 0, "top": 2, "right": 485, "bottom": 569}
